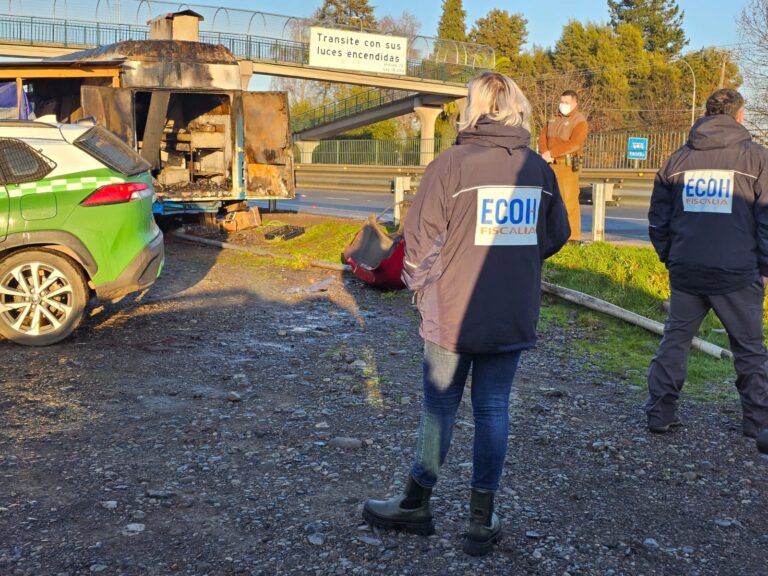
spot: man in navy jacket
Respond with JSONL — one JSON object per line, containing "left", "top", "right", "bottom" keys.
{"left": 647, "top": 89, "right": 768, "bottom": 445}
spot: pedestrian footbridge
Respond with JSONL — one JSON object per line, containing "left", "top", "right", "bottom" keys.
{"left": 0, "top": 2, "right": 490, "bottom": 161}
{"left": 0, "top": 4, "right": 489, "bottom": 97}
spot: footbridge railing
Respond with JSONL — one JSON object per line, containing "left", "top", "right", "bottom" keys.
{"left": 0, "top": 13, "right": 490, "bottom": 85}
{"left": 291, "top": 88, "right": 417, "bottom": 134}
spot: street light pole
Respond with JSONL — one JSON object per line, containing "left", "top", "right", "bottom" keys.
{"left": 675, "top": 57, "right": 697, "bottom": 127}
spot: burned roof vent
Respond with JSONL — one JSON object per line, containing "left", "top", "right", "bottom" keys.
{"left": 147, "top": 10, "right": 204, "bottom": 42}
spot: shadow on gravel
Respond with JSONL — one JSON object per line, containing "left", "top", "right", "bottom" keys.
{"left": 2, "top": 237, "right": 766, "bottom": 576}
{"left": 0, "top": 237, "right": 384, "bottom": 574}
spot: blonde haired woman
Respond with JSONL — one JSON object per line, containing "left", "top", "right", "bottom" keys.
{"left": 363, "top": 72, "right": 570, "bottom": 556}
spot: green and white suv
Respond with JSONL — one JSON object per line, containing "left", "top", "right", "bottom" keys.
{"left": 0, "top": 120, "right": 164, "bottom": 346}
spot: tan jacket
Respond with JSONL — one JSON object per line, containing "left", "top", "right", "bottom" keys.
{"left": 538, "top": 110, "right": 588, "bottom": 159}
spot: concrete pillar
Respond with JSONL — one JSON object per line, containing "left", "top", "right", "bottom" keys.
{"left": 414, "top": 105, "right": 443, "bottom": 165}
{"left": 454, "top": 97, "right": 468, "bottom": 125}
{"left": 238, "top": 60, "right": 253, "bottom": 91}
{"left": 296, "top": 140, "right": 320, "bottom": 164}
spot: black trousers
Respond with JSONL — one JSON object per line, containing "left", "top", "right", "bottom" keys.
{"left": 646, "top": 281, "right": 768, "bottom": 435}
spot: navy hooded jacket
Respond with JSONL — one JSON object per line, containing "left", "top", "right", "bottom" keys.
{"left": 402, "top": 116, "right": 570, "bottom": 353}
{"left": 649, "top": 114, "right": 768, "bottom": 295}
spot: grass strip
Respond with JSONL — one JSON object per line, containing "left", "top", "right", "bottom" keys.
{"left": 211, "top": 220, "right": 754, "bottom": 396}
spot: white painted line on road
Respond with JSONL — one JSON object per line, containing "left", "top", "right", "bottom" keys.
{"left": 606, "top": 217, "right": 648, "bottom": 222}
{"left": 326, "top": 196, "right": 350, "bottom": 200}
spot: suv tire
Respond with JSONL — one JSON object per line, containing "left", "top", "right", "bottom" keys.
{"left": 0, "top": 249, "right": 88, "bottom": 346}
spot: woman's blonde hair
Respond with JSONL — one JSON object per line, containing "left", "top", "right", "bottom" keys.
{"left": 459, "top": 71, "right": 532, "bottom": 132}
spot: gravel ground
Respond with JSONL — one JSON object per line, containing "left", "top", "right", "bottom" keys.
{"left": 1, "top": 236, "right": 766, "bottom": 576}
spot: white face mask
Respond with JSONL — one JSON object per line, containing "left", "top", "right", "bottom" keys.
{"left": 559, "top": 103, "right": 572, "bottom": 116}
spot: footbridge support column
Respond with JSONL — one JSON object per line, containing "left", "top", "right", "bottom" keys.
{"left": 455, "top": 97, "right": 467, "bottom": 125}
{"left": 414, "top": 105, "right": 443, "bottom": 166}
{"left": 296, "top": 140, "right": 320, "bottom": 164}
{"left": 238, "top": 60, "right": 254, "bottom": 91}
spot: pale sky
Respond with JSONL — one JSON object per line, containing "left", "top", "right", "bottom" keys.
{"left": 234, "top": 0, "right": 748, "bottom": 53}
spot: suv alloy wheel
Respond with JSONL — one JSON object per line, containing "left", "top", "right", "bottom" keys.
{"left": 0, "top": 249, "right": 88, "bottom": 346}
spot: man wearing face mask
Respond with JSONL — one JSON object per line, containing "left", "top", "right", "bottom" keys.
{"left": 538, "top": 90, "right": 589, "bottom": 241}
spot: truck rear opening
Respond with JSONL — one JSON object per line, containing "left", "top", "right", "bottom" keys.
{"left": 134, "top": 91, "right": 233, "bottom": 199}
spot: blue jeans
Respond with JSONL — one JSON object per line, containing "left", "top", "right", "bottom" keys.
{"left": 410, "top": 340, "right": 521, "bottom": 492}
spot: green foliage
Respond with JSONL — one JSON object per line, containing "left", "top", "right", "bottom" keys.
{"left": 554, "top": 21, "right": 635, "bottom": 130}
{"left": 289, "top": 0, "right": 744, "bottom": 141}
{"left": 684, "top": 48, "right": 743, "bottom": 107}
{"left": 338, "top": 86, "right": 400, "bottom": 139}
{"left": 608, "top": 0, "right": 687, "bottom": 56}
{"left": 315, "top": 0, "right": 377, "bottom": 29}
{"left": 468, "top": 9, "right": 528, "bottom": 59}
{"left": 437, "top": 0, "right": 467, "bottom": 42}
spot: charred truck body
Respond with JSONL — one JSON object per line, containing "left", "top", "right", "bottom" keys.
{"left": 0, "top": 10, "right": 294, "bottom": 215}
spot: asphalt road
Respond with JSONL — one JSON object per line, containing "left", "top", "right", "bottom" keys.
{"left": 254, "top": 188, "right": 652, "bottom": 244}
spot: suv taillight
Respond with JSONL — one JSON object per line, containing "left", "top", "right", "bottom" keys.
{"left": 80, "top": 183, "right": 150, "bottom": 207}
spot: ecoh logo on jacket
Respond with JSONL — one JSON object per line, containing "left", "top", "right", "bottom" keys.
{"left": 682, "top": 170, "right": 735, "bottom": 214}
{"left": 475, "top": 186, "right": 541, "bottom": 246}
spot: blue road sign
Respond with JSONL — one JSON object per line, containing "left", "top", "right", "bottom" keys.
{"left": 627, "top": 137, "right": 648, "bottom": 161}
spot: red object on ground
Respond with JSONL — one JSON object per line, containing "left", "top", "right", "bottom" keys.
{"left": 343, "top": 215, "right": 406, "bottom": 290}
{"left": 345, "top": 238, "right": 405, "bottom": 290}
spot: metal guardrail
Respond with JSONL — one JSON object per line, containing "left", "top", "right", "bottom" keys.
{"left": 0, "top": 14, "right": 481, "bottom": 85}
{"left": 295, "top": 164, "right": 656, "bottom": 200}
{"left": 294, "top": 132, "right": 690, "bottom": 170}
{"left": 292, "top": 88, "right": 415, "bottom": 133}
{"left": 294, "top": 138, "right": 453, "bottom": 165}
{"left": 295, "top": 164, "right": 419, "bottom": 194}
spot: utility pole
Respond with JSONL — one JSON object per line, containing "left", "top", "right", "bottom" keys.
{"left": 718, "top": 54, "right": 727, "bottom": 89}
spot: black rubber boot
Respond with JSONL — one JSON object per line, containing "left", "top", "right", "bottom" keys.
{"left": 757, "top": 429, "right": 768, "bottom": 454}
{"left": 362, "top": 476, "right": 435, "bottom": 535}
{"left": 462, "top": 488, "right": 502, "bottom": 556}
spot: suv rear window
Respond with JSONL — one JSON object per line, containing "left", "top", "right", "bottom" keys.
{"left": 0, "top": 138, "right": 56, "bottom": 185}
{"left": 74, "top": 126, "right": 150, "bottom": 176}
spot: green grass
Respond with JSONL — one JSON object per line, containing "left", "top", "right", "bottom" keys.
{"left": 257, "top": 221, "right": 361, "bottom": 266}
{"left": 218, "top": 221, "right": 753, "bottom": 399}
{"left": 538, "top": 300, "right": 737, "bottom": 401}
{"left": 541, "top": 242, "right": 765, "bottom": 398}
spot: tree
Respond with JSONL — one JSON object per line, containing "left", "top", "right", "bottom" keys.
{"left": 741, "top": 0, "right": 768, "bottom": 137}
{"left": 685, "top": 48, "right": 741, "bottom": 104}
{"left": 379, "top": 11, "right": 421, "bottom": 37}
{"left": 377, "top": 12, "right": 422, "bottom": 140}
{"left": 468, "top": 9, "right": 528, "bottom": 59}
{"left": 437, "top": 0, "right": 466, "bottom": 42}
{"left": 553, "top": 21, "right": 635, "bottom": 130}
{"left": 608, "top": 0, "right": 687, "bottom": 56}
{"left": 314, "top": 0, "right": 377, "bottom": 30}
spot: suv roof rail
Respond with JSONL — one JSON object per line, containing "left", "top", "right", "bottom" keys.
{"left": 0, "top": 119, "right": 58, "bottom": 129}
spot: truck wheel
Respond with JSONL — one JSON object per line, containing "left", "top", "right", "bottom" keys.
{"left": 0, "top": 250, "right": 88, "bottom": 346}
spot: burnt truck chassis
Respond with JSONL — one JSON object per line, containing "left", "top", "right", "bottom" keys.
{"left": 6, "top": 39, "right": 294, "bottom": 215}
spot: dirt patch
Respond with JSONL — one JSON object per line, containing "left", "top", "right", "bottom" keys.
{"left": 0, "top": 232, "right": 766, "bottom": 576}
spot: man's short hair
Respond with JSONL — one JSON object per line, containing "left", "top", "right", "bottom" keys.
{"left": 561, "top": 90, "right": 578, "bottom": 102}
{"left": 705, "top": 89, "right": 744, "bottom": 118}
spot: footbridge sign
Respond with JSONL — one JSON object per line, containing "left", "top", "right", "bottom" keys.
{"left": 309, "top": 27, "right": 407, "bottom": 76}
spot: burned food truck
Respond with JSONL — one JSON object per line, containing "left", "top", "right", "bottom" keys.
{"left": 0, "top": 10, "right": 294, "bottom": 215}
